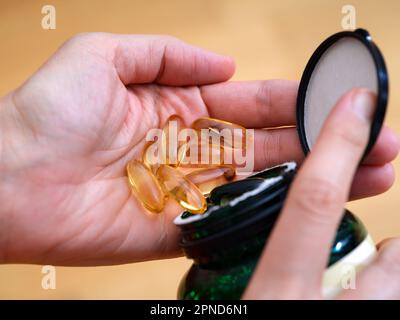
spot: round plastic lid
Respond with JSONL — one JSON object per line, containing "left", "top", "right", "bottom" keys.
{"left": 296, "top": 28, "right": 388, "bottom": 157}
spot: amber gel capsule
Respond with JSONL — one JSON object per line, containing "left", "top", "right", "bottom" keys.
{"left": 143, "top": 115, "right": 185, "bottom": 171}
{"left": 186, "top": 165, "right": 236, "bottom": 196}
{"left": 161, "top": 115, "right": 186, "bottom": 166}
{"left": 126, "top": 160, "right": 166, "bottom": 213}
{"left": 177, "top": 140, "right": 227, "bottom": 167}
{"left": 157, "top": 165, "right": 207, "bottom": 214}
{"left": 191, "top": 117, "right": 248, "bottom": 149}
{"left": 142, "top": 141, "right": 160, "bottom": 173}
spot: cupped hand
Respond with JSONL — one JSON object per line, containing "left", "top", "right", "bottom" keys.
{"left": 0, "top": 33, "right": 398, "bottom": 266}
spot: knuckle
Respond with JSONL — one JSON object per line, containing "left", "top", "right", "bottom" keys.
{"left": 263, "top": 131, "right": 281, "bottom": 166}
{"left": 255, "top": 80, "right": 273, "bottom": 120}
{"left": 290, "top": 177, "right": 344, "bottom": 224}
{"left": 329, "top": 122, "right": 368, "bottom": 150}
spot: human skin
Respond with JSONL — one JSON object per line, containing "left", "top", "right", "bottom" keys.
{"left": 243, "top": 89, "right": 400, "bottom": 299}
{"left": 0, "top": 34, "right": 398, "bottom": 271}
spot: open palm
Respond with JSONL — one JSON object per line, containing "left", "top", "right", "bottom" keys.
{"left": 0, "top": 33, "right": 397, "bottom": 266}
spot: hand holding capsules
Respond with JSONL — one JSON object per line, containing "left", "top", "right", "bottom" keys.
{"left": 0, "top": 34, "right": 398, "bottom": 269}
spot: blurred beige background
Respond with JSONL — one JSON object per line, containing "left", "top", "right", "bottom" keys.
{"left": 0, "top": 0, "right": 399, "bottom": 299}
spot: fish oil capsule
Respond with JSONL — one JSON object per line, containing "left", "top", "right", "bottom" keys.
{"left": 161, "top": 115, "right": 186, "bottom": 166}
{"left": 142, "top": 141, "right": 161, "bottom": 173}
{"left": 126, "top": 160, "right": 166, "bottom": 213}
{"left": 191, "top": 117, "right": 248, "bottom": 149}
{"left": 186, "top": 165, "right": 236, "bottom": 196}
{"left": 143, "top": 115, "right": 186, "bottom": 170}
{"left": 177, "top": 140, "right": 228, "bottom": 167}
{"left": 156, "top": 165, "right": 207, "bottom": 214}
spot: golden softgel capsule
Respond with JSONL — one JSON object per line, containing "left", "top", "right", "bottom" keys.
{"left": 177, "top": 140, "right": 228, "bottom": 167}
{"left": 143, "top": 115, "right": 185, "bottom": 170}
{"left": 186, "top": 165, "right": 236, "bottom": 196}
{"left": 126, "top": 160, "right": 166, "bottom": 213}
{"left": 142, "top": 141, "right": 160, "bottom": 173}
{"left": 161, "top": 115, "right": 185, "bottom": 166}
{"left": 191, "top": 117, "right": 247, "bottom": 149}
{"left": 127, "top": 116, "right": 251, "bottom": 214}
{"left": 156, "top": 165, "right": 207, "bottom": 214}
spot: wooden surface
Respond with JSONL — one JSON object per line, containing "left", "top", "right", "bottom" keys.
{"left": 0, "top": 0, "right": 399, "bottom": 299}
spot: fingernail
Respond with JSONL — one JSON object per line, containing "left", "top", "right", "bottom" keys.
{"left": 352, "top": 89, "right": 376, "bottom": 123}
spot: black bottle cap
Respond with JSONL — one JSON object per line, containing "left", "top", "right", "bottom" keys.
{"left": 296, "top": 28, "right": 388, "bottom": 158}
{"left": 173, "top": 163, "right": 297, "bottom": 261}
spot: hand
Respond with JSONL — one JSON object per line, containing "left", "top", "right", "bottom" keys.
{"left": 243, "top": 89, "right": 400, "bottom": 299}
{"left": 0, "top": 34, "right": 398, "bottom": 266}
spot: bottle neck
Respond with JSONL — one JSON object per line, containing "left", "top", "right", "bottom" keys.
{"left": 188, "top": 231, "right": 268, "bottom": 268}
{"left": 184, "top": 210, "right": 368, "bottom": 269}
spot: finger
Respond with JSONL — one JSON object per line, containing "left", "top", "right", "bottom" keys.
{"left": 200, "top": 80, "right": 298, "bottom": 128}
{"left": 253, "top": 127, "right": 304, "bottom": 170}
{"left": 243, "top": 89, "right": 375, "bottom": 298}
{"left": 338, "top": 238, "right": 400, "bottom": 299}
{"left": 349, "top": 163, "right": 395, "bottom": 200}
{"left": 362, "top": 126, "right": 400, "bottom": 165}
{"left": 110, "top": 34, "right": 235, "bottom": 85}
{"left": 252, "top": 129, "right": 394, "bottom": 200}
{"left": 200, "top": 79, "right": 398, "bottom": 161}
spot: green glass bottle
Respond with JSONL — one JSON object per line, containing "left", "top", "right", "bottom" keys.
{"left": 174, "top": 163, "right": 377, "bottom": 300}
